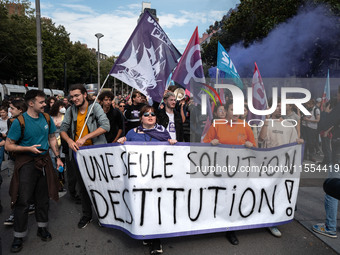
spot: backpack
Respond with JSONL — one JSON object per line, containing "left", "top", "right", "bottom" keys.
{"left": 313, "top": 106, "right": 320, "bottom": 120}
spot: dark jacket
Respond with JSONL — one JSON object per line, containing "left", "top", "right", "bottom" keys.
{"left": 156, "top": 107, "right": 184, "bottom": 142}
{"left": 9, "top": 153, "right": 60, "bottom": 207}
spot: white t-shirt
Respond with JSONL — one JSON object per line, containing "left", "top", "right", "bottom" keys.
{"left": 263, "top": 119, "right": 298, "bottom": 148}
{"left": 166, "top": 112, "right": 176, "bottom": 140}
{"left": 0, "top": 118, "right": 8, "bottom": 137}
{"left": 306, "top": 106, "right": 320, "bottom": 130}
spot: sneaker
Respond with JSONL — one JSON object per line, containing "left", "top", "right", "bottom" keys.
{"left": 78, "top": 216, "right": 92, "bottom": 229}
{"left": 312, "top": 223, "right": 337, "bottom": 238}
{"left": 226, "top": 231, "right": 239, "bottom": 245}
{"left": 143, "top": 239, "right": 152, "bottom": 246}
{"left": 268, "top": 227, "right": 282, "bottom": 237}
{"left": 28, "top": 204, "right": 35, "bottom": 215}
{"left": 10, "top": 237, "right": 23, "bottom": 253}
{"left": 150, "top": 239, "right": 163, "bottom": 254}
{"left": 4, "top": 214, "right": 15, "bottom": 226}
{"left": 37, "top": 227, "right": 52, "bottom": 241}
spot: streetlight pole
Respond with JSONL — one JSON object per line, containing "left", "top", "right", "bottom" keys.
{"left": 35, "top": 0, "right": 44, "bottom": 90}
{"left": 95, "top": 33, "right": 104, "bottom": 94}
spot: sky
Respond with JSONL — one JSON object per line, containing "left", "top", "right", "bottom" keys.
{"left": 29, "top": 0, "right": 240, "bottom": 57}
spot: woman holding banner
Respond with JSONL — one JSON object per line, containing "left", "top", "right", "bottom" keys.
{"left": 203, "top": 100, "right": 256, "bottom": 245}
{"left": 118, "top": 105, "right": 177, "bottom": 255}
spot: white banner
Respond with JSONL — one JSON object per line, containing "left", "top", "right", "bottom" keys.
{"left": 76, "top": 142, "right": 302, "bottom": 239}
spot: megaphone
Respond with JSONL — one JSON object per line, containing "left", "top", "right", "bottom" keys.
{"left": 174, "top": 88, "right": 185, "bottom": 101}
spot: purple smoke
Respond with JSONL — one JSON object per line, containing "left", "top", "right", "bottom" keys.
{"left": 228, "top": 6, "right": 338, "bottom": 78}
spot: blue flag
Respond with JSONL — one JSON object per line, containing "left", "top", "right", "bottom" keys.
{"left": 217, "top": 41, "right": 243, "bottom": 89}
{"left": 110, "top": 11, "right": 181, "bottom": 102}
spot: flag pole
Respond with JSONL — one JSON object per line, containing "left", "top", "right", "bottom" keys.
{"left": 79, "top": 74, "right": 110, "bottom": 139}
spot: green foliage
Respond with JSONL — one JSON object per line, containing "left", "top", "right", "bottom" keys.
{"left": 0, "top": 0, "right": 109, "bottom": 90}
{"left": 202, "top": 0, "right": 305, "bottom": 67}
{"left": 67, "top": 41, "right": 97, "bottom": 85}
{"left": 201, "top": 0, "right": 340, "bottom": 68}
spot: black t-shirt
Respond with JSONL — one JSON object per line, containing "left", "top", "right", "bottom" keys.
{"left": 105, "top": 106, "right": 124, "bottom": 143}
{"left": 124, "top": 103, "right": 145, "bottom": 132}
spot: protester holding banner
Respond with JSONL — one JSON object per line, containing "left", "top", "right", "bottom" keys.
{"left": 203, "top": 101, "right": 256, "bottom": 148}
{"left": 259, "top": 102, "right": 303, "bottom": 237}
{"left": 203, "top": 100, "right": 256, "bottom": 245}
{"left": 60, "top": 84, "right": 110, "bottom": 229}
{"left": 118, "top": 105, "right": 176, "bottom": 255}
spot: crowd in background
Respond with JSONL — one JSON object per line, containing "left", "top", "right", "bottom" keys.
{"left": 0, "top": 84, "right": 339, "bottom": 254}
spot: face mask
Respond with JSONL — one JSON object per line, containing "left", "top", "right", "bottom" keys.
{"left": 59, "top": 107, "right": 66, "bottom": 114}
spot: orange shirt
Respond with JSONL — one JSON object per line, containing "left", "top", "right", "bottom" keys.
{"left": 75, "top": 107, "right": 93, "bottom": 146}
{"left": 203, "top": 119, "right": 256, "bottom": 146}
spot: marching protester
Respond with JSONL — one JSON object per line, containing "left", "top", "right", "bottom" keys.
{"left": 98, "top": 91, "right": 124, "bottom": 143}
{"left": 317, "top": 99, "right": 336, "bottom": 165}
{"left": 124, "top": 90, "right": 146, "bottom": 132}
{"left": 62, "top": 96, "right": 71, "bottom": 109}
{"left": 3, "top": 99, "right": 30, "bottom": 226}
{"left": 60, "top": 84, "right": 110, "bottom": 229}
{"left": 282, "top": 103, "right": 301, "bottom": 139}
{"left": 312, "top": 96, "right": 340, "bottom": 239}
{"left": 49, "top": 100, "right": 67, "bottom": 192}
{"left": 0, "top": 106, "right": 9, "bottom": 172}
{"left": 302, "top": 99, "right": 320, "bottom": 162}
{"left": 118, "top": 105, "right": 177, "bottom": 255}
{"left": 0, "top": 105, "right": 8, "bottom": 215}
{"left": 156, "top": 91, "right": 184, "bottom": 142}
{"left": 258, "top": 102, "right": 304, "bottom": 238}
{"left": 5, "top": 90, "right": 62, "bottom": 253}
{"left": 203, "top": 101, "right": 256, "bottom": 245}
{"left": 44, "top": 96, "right": 57, "bottom": 114}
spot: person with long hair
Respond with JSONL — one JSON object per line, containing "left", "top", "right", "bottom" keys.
{"left": 49, "top": 100, "right": 67, "bottom": 192}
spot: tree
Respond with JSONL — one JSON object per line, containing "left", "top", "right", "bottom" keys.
{"left": 202, "top": 0, "right": 304, "bottom": 67}
{"left": 41, "top": 18, "right": 70, "bottom": 88}
{"left": 66, "top": 41, "right": 97, "bottom": 85}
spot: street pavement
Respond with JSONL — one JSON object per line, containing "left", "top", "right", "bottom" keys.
{"left": 0, "top": 159, "right": 339, "bottom": 255}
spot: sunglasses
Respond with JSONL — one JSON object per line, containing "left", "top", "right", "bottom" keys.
{"left": 143, "top": 112, "right": 156, "bottom": 117}
{"left": 119, "top": 105, "right": 125, "bottom": 108}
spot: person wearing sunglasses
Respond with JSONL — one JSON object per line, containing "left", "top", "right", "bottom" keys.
{"left": 118, "top": 105, "right": 177, "bottom": 145}
{"left": 117, "top": 105, "right": 176, "bottom": 254}
{"left": 118, "top": 101, "right": 126, "bottom": 114}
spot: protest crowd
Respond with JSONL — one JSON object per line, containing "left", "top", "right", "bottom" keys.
{"left": 0, "top": 82, "right": 339, "bottom": 254}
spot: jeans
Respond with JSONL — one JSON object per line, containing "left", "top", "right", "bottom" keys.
{"left": 324, "top": 141, "right": 340, "bottom": 232}
{"left": 325, "top": 194, "right": 338, "bottom": 232}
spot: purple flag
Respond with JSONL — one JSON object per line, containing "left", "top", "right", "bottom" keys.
{"left": 110, "top": 11, "right": 181, "bottom": 102}
{"left": 172, "top": 27, "right": 205, "bottom": 88}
